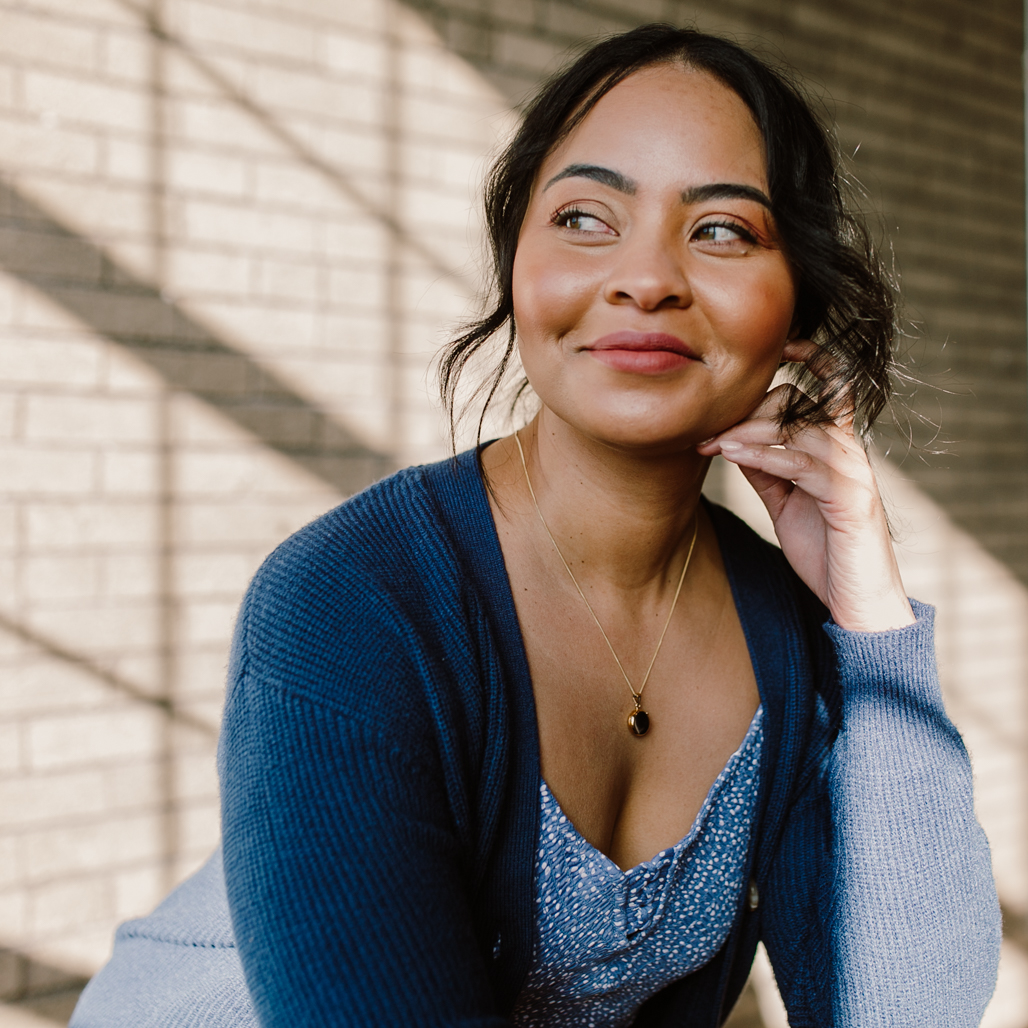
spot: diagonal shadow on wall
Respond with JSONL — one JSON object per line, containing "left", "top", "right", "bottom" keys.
{"left": 113, "top": 0, "right": 476, "bottom": 295}
{"left": 0, "top": 947, "right": 89, "bottom": 1019}
{"left": 0, "top": 178, "right": 393, "bottom": 495}
{"left": 0, "top": 609, "right": 216, "bottom": 736}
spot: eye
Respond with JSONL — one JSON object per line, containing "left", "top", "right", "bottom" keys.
{"left": 552, "top": 207, "right": 616, "bottom": 235}
{"left": 693, "top": 221, "right": 757, "bottom": 246}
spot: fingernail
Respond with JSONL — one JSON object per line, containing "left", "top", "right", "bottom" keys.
{"left": 698, "top": 436, "right": 717, "bottom": 446}
{"left": 719, "top": 440, "right": 743, "bottom": 452}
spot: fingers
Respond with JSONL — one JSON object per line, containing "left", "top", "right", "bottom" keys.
{"left": 695, "top": 338, "right": 860, "bottom": 461}
{"left": 717, "top": 425, "right": 874, "bottom": 496}
{"left": 734, "top": 463, "right": 796, "bottom": 522}
{"left": 717, "top": 440, "right": 877, "bottom": 518}
{"left": 696, "top": 385, "right": 865, "bottom": 465}
{"left": 781, "top": 338, "right": 857, "bottom": 427}
{"left": 745, "top": 382, "right": 799, "bottom": 422}
{"left": 780, "top": 338, "right": 819, "bottom": 366}
{"left": 720, "top": 418, "right": 864, "bottom": 467}
{"left": 694, "top": 384, "right": 797, "bottom": 456}
{"left": 702, "top": 380, "right": 877, "bottom": 509}
{"left": 698, "top": 340, "right": 911, "bottom": 633}
{"left": 780, "top": 339, "right": 836, "bottom": 389}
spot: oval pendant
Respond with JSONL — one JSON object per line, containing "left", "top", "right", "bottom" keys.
{"left": 627, "top": 708, "right": 650, "bottom": 737}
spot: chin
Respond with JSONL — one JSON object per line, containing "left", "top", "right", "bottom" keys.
{"left": 536, "top": 370, "right": 761, "bottom": 452}
{"left": 575, "top": 406, "right": 707, "bottom": 453}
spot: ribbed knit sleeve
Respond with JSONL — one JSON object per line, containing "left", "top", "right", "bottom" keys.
{"left": 218, "top": 493, "right": 512, "bottom": 1028}
{"left": 762, "top": 600, "right": 1001, "bottom": 1027}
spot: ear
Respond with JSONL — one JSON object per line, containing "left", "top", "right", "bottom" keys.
{"left": 777, "top": 305, "right": 805, "bottom": 364}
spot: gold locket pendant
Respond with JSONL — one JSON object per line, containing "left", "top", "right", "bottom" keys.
{"left": 627, "top": 705, "right": 650, "bottom": 737}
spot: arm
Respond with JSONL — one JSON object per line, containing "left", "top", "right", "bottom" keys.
{"left": 761, "top": 604, "right": 1000, "bottom": 1026}
{"left": 219, "top": 553, "right": 508, "bottom": 1028}
{"left": 698, "top": 345, "right": 1000, "bottom": 1021}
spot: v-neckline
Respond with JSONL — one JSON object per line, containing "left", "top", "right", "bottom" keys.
{"left": 540, "top": 704, "right": 765, "bottom": 877}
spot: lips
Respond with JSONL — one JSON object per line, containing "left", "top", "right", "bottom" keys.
{"left": 584, "top": 331, "right": 699, "bottom": 375}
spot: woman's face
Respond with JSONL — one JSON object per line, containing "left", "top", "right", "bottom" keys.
{"left": 512, "top": 64, "right": 797, "bottom": 451}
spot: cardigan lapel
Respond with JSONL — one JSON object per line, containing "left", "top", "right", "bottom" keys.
{"left": 710, "top": 502, "right": 818, "bottom": 880}
{"left": 421, "top": 449, "right": 542, "bottom": 1011}
{"left": 708, "top": 503, "right": 820, "bottom": 1022}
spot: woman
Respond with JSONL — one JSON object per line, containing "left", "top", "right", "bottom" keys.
{"left": 73, "top": 24, "right": 999, "bottom": 1028}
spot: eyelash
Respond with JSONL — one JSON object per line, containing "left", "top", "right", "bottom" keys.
{"left": 551, "top": 206, "right": 603, "bottom": 229}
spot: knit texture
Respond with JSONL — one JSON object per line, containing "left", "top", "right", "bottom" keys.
{"left": 71, "top": 448, "right": 1000, "bottom": 1028}
{"left": 72, "top": 850, "right": 257, "bottom": 1028}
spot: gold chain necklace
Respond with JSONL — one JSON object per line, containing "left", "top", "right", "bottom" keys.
{"left": 514, "top": 430, "right": 699, "bottom": 737}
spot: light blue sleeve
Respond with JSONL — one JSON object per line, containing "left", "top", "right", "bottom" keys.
{"left": 763, "top": 601, "right": 1001, "bottom": 1027}
{"left": 69, "top": 848, "right": 257, "bottom": 1028}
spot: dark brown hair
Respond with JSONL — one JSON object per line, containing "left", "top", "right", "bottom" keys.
{"left": 439, "top": 24, "right": 896, "bottom": 445}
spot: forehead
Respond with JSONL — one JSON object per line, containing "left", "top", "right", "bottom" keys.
{"left": 540, "top": 65, "right": 767, "bottom": 192}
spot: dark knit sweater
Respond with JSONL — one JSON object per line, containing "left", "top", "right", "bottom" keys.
{"left": 72, "top": 448, "right": 1000, "bottom": 1028}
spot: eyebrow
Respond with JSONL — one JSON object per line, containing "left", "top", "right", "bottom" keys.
{"left": 543, "top": 163, "right": 637, "bottom": 194}
{"left": 680, "top": 183, "right": 772, "bottom": 208}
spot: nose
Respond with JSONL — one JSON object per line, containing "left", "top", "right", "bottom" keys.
{"left": 602, "top": 225, "right": 692, "bottom": 311}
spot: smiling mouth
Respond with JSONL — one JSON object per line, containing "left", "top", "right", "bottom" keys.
{"left": 584, "top": 331, "right": 699, "bottom": 374}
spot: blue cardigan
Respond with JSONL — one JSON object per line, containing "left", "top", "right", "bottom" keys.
{"left": 72, "top": 449, "right": 1000, "bottom": 1028}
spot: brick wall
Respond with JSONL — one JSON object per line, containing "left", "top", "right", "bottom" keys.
{"left": 0, "top": 1, "right": 1024, "bottom": 1025}
{"left": 0, "top": 0, "right": 512, "bottom": 986}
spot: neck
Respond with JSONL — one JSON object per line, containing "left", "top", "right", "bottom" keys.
{"left": 494, "top": 409, "right": 710, "bottom": 593}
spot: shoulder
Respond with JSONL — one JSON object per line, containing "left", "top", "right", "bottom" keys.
{"left": 229, "top": 451, "right": 497, "bottom": 713}
{"left": 250, "top": 452, "right": 481, "bottom": 620}
{"left": 705, "top": 499, "right": 838, "bottom": 750}
{"left": 261, "top": 458, "right": 453, "bottom": 592}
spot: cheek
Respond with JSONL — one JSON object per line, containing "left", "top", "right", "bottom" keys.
{"left": 512, "top": 245, "right": 593, "bottom": 343}
{"left": 703, "top": 266, "right": 796, "bottom": 362}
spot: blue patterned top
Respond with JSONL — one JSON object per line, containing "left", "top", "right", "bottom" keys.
{"left": 512, "top": 707, "right": 764, "bottom": 1028}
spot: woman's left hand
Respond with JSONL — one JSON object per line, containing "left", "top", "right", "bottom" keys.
{"left": 696, "top": 340, "right": 914, "bottom": 633}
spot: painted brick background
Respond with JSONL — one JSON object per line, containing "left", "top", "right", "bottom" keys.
{"left": 0, "top": 1, "right": 1024, "bottom": 1026}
